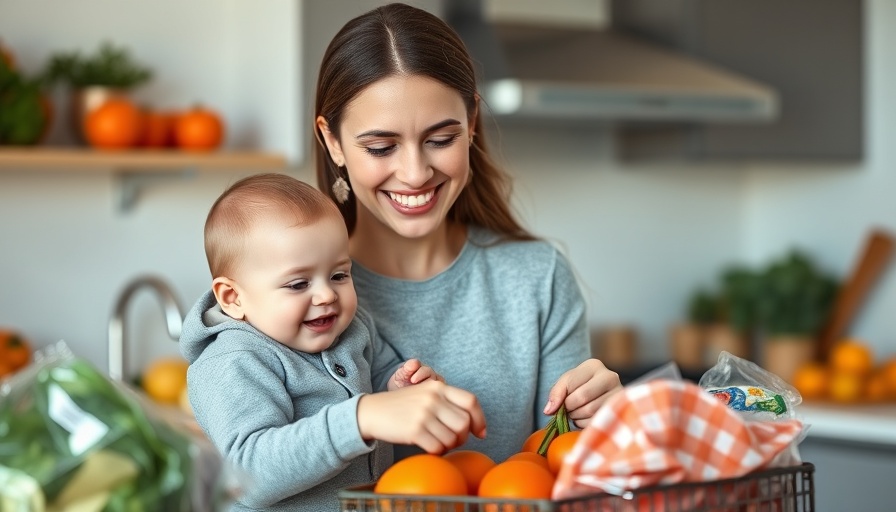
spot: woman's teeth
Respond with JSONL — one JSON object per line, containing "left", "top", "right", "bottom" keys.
{"left": 388, "top": 190, "right": 434, "bottom": 207}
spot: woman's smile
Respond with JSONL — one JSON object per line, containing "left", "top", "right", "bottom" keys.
{"left": 383, "top": 184, "right": 441, "bottom": 214}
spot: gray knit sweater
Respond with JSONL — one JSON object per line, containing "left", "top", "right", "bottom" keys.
{"left": 180, "top": 290, "right": 401, "bottom": 511}
{"left": 353, "top": 226, "right": 591, "bottom": 463}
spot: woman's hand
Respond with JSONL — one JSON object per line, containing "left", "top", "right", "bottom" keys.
{"left": 544, "top": 359, "right": 622, "bottom": 429}
{"left": 387, "top": 358, "right": 444, "bottom": 391}
{"left": 357, "top": 380, "right": 487, "bottom": 454}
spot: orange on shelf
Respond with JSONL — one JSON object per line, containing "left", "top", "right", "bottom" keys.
{"left": 829, "top": 340, "right": 874, "bottom": 377}
{"left": 84, "top": 98, "right": 143, "bottom": 149}
{"left": 791, "top": 362, "right": 829, "bottom": 401}
{"left": 828, "top": 371, "right": 865, "bottom": 403}
{"left": 139, "top": 109, "right": 176, "bottom": 148}
{"left": 880, "top": 357, "right": 896, "bottom": 398}
{"left": 175, "top": 105, "right": 225, "bottom": 151}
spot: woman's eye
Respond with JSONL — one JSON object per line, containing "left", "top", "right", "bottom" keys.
{"left": 364, "top": 145, "right": 395, "bottom": 157}
{"left": 332, "top": 271, "right": 351, "bottom": 282}
{"left": 428, "top": 134, "right": 460, "bottom": 148}
{"left": 287, "top": 281, "right": 310, "bottom": 291}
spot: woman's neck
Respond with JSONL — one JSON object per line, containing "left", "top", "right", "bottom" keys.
{"left": 350, "top": 219, "right": 467, "bottom": 280}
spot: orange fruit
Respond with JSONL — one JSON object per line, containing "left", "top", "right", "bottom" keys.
{"left": 375, "top": 453, "right": 467, "bottom": 496}
{"left": 139, "top": 109, "right": 176, "bottom": 148}
{"left": 142, "top": 357, "right": 189, "bottom": 404}
{"left": 546, "top": 430, "right": 582, "bottom": 475}
{"left": 478, "top": 460, "right": 555, "bottom": 512}
{"left": 521, "top": 429, "right": 548, "bottom": 453}
{"left": 84, "top": 98, "right": 143, "bottom": 149}
{"left": 175, "top": 105, "right": 224, "bottom": 151}
{"left": 829, "top": 340, "right": 874, "bottom": 377}
{"left": 880, "top": 357, "right": 896, "bottom": 397}
{"left": 791, "top": 362, "right": 829, "bottom": 401}
{"left": 505, "top": 451, "right": 550, "bottom": 470}
{"left": 828, "top": 372, "right": 865, "bottom": 403}
{"left": 443, "top": 450, "right": 496, "bottom": 495}
{"left": 865, "top": 371, "right": 890, "bottom": 402}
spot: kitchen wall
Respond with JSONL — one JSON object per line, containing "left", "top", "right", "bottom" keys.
{"left": 0, "top": 0, "right": 892, "bottom": 377}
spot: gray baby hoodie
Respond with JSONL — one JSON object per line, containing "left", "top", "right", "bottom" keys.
{"left": 180, "top": 290, "right": 402, "bottom": 511}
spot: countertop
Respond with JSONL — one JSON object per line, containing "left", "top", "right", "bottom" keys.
{"left": 799, "top": 402, "right": 896, "bottom": 446}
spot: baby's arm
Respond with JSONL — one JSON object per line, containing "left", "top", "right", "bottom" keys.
{"left": 387, "top": 358, "right": 444, "bottom": 390}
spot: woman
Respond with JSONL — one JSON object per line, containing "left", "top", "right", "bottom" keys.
{"left": 314, "top": 2, "right": 621, "bottom": 463}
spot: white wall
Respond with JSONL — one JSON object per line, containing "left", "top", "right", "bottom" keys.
{"left": 743, "top": 0, "right": 896, "bottom": 354}
{"left": 0, "top": 1, "right": 892, "bottom": 378}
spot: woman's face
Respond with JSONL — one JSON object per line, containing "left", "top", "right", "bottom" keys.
{"left": 318, "top": 75, "right": 474, "bottom": 240}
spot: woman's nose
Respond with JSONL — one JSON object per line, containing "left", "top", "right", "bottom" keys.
{"left": 395, "top": 148, "right": 432, "bottom": 187}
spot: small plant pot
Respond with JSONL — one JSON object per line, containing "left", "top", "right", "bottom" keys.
{"left": 668, "top": 323, "right": 705, "bottom": 370}
{"left": 591, "top": 325, "right": 638, "bottom": 369}
{"left": 70, "top": 86, "right": 128, "bottom": 143}
{"left": 761, "top": 335, "right": 817, "bottom": 383}
{"left": 703, "top": 324, "right": 751, "bottom": 366}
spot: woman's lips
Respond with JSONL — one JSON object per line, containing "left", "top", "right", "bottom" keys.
{"left": 384, "top": 185, "right": 440, "bottom": 214}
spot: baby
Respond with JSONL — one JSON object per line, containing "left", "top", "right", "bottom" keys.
{"left": 180, "top": 173, "right": 443, "bottom": 511}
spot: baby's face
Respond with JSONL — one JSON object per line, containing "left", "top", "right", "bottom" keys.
{"left": 232, "top": 213, "right": 357, "bottom": 353}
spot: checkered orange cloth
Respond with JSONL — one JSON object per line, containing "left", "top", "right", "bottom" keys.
{"left": 552, "top": 380, "right": 804, "bottom": 500}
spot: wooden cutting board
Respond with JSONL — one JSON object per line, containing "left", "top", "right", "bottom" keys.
{"left": 817, "top": 228, "right": 895, "bottom": 360}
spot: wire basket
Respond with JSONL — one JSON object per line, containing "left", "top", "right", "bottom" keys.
{"left": 339, "top": 462, "right": 814, "bottom": 512}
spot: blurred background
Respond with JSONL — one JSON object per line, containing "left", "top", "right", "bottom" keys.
{"left": 0, "top": 1, "right": 894, "bottom": 509}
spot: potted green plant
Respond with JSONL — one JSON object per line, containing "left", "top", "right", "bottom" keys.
{"left": 756, "top": 250, "right": 839, "bottom": 381}
{"left": 703, "top": 264, "right": 757, "bottom": 364}
{"left": 0, "top": 56, "right": 50, "bottom": 145}
{"left": 41, "top": 41, "right": 152, "bottom": 142}
{"left": 669, "top": 288, "right": 717, "bottom": 369}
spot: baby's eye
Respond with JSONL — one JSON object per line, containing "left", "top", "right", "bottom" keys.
{"left": 331, "top": 271, "right": 351, "bottom": 282}
{"left": 364, "top": 145, "right": 395, "bottom": 157}
{"left": 287, "top": 281, "right": 310, "bottom": 291}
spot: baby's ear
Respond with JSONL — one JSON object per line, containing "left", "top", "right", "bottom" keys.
{"left": 212, "top": 277, "right": 244, "bottom": 320}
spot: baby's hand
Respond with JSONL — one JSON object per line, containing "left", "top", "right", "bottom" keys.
{"left": 388, "top": 358, "right": 444, "bottom": 390}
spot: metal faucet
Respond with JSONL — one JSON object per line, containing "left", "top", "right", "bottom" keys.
{"left": 108, "top": 275, "right": 184, "bottom": 381}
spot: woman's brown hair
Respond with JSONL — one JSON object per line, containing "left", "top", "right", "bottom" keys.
{"left": 313, "top": 2, "right": 533, "bottom": 241}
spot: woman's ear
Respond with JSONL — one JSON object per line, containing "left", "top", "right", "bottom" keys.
{"left": 212, "top": 277, "right": 244, "bottom": 320}
{"left": 316, "top": 116, "right": 346, "bottom": 167}
{"left": 469, "top": 94, "right": 480, "bottom": 139}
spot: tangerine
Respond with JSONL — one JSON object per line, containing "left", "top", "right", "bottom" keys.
{"left": 442, "top": 450, "right": 496, "bottom": 495}
{"left": 791, "top": 362, "right": 829, "bottom": 401}
{"left": 829, "top": 340, "right": 874, "bottom": 376}
{"left": 142, "top": 357, "right": 189, "bottom": 404}
{"left": 521, "top": 429, "right": 548, "bottom": 453}
{"left": 865, "top": 371, "right": 890, "bottom": 402}
{"left": 478, "top": 460, "right": 555, "bottom": 512}
{"left": 880, "top": 357, "right": 896, "bottom": 397}
{"left": 505, "top": 451, "right": 550, "bottom": 470}
{"left": 546, "top": 430, "right": 582, "bottom": 475}
{"left": 84, "top": 98, "right": 143, "bottom": 149}
{"left": 375, "top": 453, "right": 467, "bottom": 496}
{"left": 828, "top": 371, "right": 865, "bottom": 403}
{"left": 175, "top": 105, "right": 224, "bottom": 151}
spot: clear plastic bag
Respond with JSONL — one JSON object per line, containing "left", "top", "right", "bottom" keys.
{"left": 699, "top": 350, "right": 802, "bottom": 421}
{"left": 0, "top": 341, "right": 232, "bottom": 512}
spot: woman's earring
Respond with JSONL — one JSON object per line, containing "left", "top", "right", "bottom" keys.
{"left": 332, "top": 175, "right": 351, "bottom": 204}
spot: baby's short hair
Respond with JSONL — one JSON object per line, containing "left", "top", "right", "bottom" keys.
{"left": 204, "top": 173, "right": 340, "bottom": 277}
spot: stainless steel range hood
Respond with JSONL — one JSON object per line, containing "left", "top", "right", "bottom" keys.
{"left": 445, "top": 0, "right": 779, "bottom": 123}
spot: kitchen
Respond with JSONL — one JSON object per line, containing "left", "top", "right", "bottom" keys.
{"left": 1, "top": 0, "right": 894, "bottom": 510}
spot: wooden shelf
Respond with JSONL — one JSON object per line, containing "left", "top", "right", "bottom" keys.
{"left": 0, "top": 147, "right": 289, "bottom": 211}
{"left": 0, "top": 147, "right": 287, "bottom": 171}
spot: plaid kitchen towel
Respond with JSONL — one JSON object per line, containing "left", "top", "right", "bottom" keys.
{"left": 552, "top": 379, "right": 803, "bottom": 500}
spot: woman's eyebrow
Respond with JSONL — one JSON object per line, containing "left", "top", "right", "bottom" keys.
{"left": 355, "top": 119, "right": 462, "bottom": 139}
